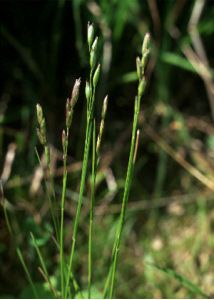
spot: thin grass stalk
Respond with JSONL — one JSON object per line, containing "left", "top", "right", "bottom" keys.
{"left": 38, "top": 267, "right": 58, "bottom": 298}
{"left": 64, "top": 119, "right": 93, "bottom": 298}
{"left": 88, "top": 120, "right": 96, "bottom": 298}
{"left": 103, "top": 255, "right": 116, "bottom": 299}
{"left": 60, "top": 147, "right": 67, "bottom": 298}
{"left": 60, "top": 79, "right": 81, "bottom": 298}
{"left": 3, "top": 204, "right": 13, "bottom": 235}
{"left": 108, "top": 90, "right": 145, "bottom": 298}
{"left": 88, "top": 96, "right": 108, "bottom": 298}
{"left": 47, "top": 153, "right": 60, "bottom": 241}
{"left": 45, "top": 149, "right": 60, "bottom": 243}
{"left": 107, "top": 33, "right": 150, "bottom": 298}
{"left": 103, "top": 100, "right": 139, "bottom": 299}
{"left": 106, "top": 114, "right": 138, "bottom": 298}
{"left": 30, "top": 232, "right": 58, "bottom": 298}
{"left": 103, "top": 109, "right": 141, "bottom": 298}
{"left": 16, "top": 248, "right": 38, "bottom": 298}
{"left": 1, "top": 183, "right": 13, "bottom": 235}
{"left": 65, "top": 24, "right": 100, "bottom": 297}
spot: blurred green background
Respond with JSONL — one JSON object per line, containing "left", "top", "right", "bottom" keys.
{"left": 0, "top": 0, "right": 214, "bottom": 298}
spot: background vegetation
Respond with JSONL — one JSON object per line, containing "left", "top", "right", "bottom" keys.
{"left": 0, "top": 0, "right": 214, "bottom": 298}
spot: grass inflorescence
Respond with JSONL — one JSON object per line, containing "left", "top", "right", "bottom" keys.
{"left": 6, "top": 23, "right": 150, "bottom": 298}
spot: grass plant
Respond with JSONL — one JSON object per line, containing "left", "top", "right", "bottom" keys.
{"left": 2, "top": 18, "right": 210, "bottom": 299}
{"left": 104, "top": 32, "right": 150, "bottom": 299}
{"left": 32, "top": 23, "right": 150, "bottom": 298}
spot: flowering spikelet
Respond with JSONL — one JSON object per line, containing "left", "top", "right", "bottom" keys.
{"left": 87, "top": 23, "right": 95, "bottom": 50}
{"left": 141, "top": 33, "right": 150, "bottom": 72}
{"left": 96, "top": 95, "right": 108, "bottom": 154}
{"left": 85, "top": 81, "right": 90, "bottom": 103}
{"left": 66, "top": 78, "right": 81, "bottom": 130}
{"left": 136, "top": 33, "right": 150, "bottom": 81}
{"left": 93, "top": 64, "right": 101, "bottom": 89}
{"left": 36, "top": 104, "right": 47, "bottom": 145}
{"left": 62, "top": 129, "right": 66, "bottom": 154}
{"left": 70, "top": 78, "right": 81, "bottom": 107}
{"left": 90, "top": 37, "right": 98, "bottom": 70}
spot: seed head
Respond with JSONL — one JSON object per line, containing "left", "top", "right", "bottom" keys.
{"left": 66, "top": 98, "right": 72, "bottom": 129}
{"left": 70, "top": 78, "right": 81, "bottom": 108}
{"left": 136, "top": 57, "right": 142, "bottom": 80}
{"left": 62, "top": 129, "right": 67, "bottom": 155}
{"left": 138, "top": 78, "right": 146, "bottom": 98}
{"left": 90, "top": 37, "right": 98, "bottom": 69}
{"left": 85, "top": 81, "right": 90, "bottom": 102}
{"left": 93, "top": 64, "right": 101, "bottom": 88}
{"left": 66, "top": 97, "right": 71, "bottom": 113}
{"left": 37, "top": 128, "right": 46, "bottom": 145}
{"left": 142, "top": 33, "right": 150, "bottom": 56}
{"left": 36, "top": 103, "right": 47, "bottom": 145}
{"left": 96, "top": 95, "right": 108, "bottom": 154}
{"left": 141, "top": 33, "right": 150, "bottom": 69}
{"left": 91, "top": 36, "right": 98, "bottom": 52}
{"left": 101, "top": 95, "right": 108, "bottom": 119}
{"left": 141, "top": 49, "right": 150, "bottom": 70}
{"left": 36, "top": 104, "right": 43, "bottom": 125}
{"left": 90, "top": 50, "right": 96, "bottom": 70}
{"left": 87, "top": 23, "right": 95, "bottom": 50}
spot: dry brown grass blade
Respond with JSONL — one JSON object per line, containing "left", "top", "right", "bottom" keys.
{"left": 187, "top": 115, "right": 214, "bottom": 135}
{"left": 147, "top": 0, "right": 161, "bottom": 38}
{"left": 38, "top": 267, "right": 58, "bottom": 298}
{"left": 183, "top": 0, "right": 214, "bottom": 120}
{"left": 0, "top": 143, "right": 17, "bottom": 184}
{"left": 95, "top": 190, "right": 213, "bottom": 216}
{"left": 145, "top": 125, "right": 214, "bottom": 192}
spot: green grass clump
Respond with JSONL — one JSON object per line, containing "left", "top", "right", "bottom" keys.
{"left": 7, "top": 22, "right": 150, "bottom": 298}
{"left": 2, "top": 20, "right": 210, "bottom": 300}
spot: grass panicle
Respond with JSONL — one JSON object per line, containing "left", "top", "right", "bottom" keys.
{"left": 36, "top": 104, "right": 59, "bottom": 242}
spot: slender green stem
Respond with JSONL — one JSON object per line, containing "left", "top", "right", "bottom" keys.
{"left": 103, "top": 263, "right": 113, "bottom": 298}
{"left": 88, "top": 121, "right": 96, "bottom": 298}
{"left": 89, "top": 95, "right": 108, "bottom": 298}
{"left": 47, "top": 163, "right": 60, "bottom": 243}
{"left": 45, "top": 144, "right": 60, "bottom": 242}
{"left": 30, "top": 232, "right": 58, "bottom": 298}
{"left": 60, "top": 134, "right": 68, "bottom": 298}
{"left": 103, "top": 99, "right": 140, "bottom": 299}
{"left": 65, "top": 120, "right": 93, "bottom": 298}
{"left": 17, "top": 248, "right": 38, "bottom": 299}
{"left": 2, "top": 198, "right": 13, "bottom": 236}
{"left": 109, "top": 107, "right": 139, "bottom": 298}
{"left": 106, "top": 33, "right": 150, "bottom": 297}
{"left": 65, "top": 29, "right": 99, "bottom": 297}
{"left": 60, "top": 78, "right": 81, "bottom": 298}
